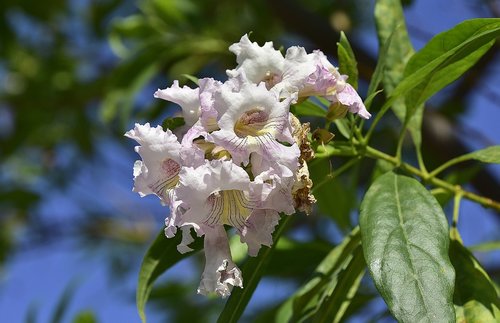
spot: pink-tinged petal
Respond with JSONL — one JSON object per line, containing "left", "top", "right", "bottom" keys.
{"left": 197, "top": 225, "right": 243, "bottom": 297}
{"left": 239, "top": 209, "right": 281, "bottom": 257}
{"left": 227, "top": 34, "right": 285, "bottom": 88}
{"left": 335, "top": 83, "right": 371, "bottom": 119}
{"left": 124, "top": 123, "right": 181, "bottom": 203}
{"left": 174, "top": 160, "right": 253, "bottom": 231}
{"left": 179, "top": 121, "right": 209, "bottom": 168}
{"left": 154, "top": 81, "right": 200, "bottom": 127}
{"left": 250, "top": 165, "right": 295, "bottom": 215}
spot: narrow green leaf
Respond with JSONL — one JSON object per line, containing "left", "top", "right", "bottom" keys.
{"left": 291, "top": 100, "right": 327, "bottom": 118}
{"left": 450, "top": 231, "right": 500, "bottom": 322}
{"left": 337, "top": 31, "right": 358, "bottom": 89}
{"left": 465, "top": 146, "right": 500, "bottom": 164}
{"left": 366, "top": 26, "right": 395, "bottom": 99}
{"left": 360, "top": 172, "right": 455, "bottom": 322}
{"left": 374, "top": 0, "right": 424, "bottom": 151}
{"left": 276, "top": 227, "right": 361, "bottom": 322}
{"left": 181, "top": 74, "right": 199, "bottom": 85}
{"left": 312, "top": 246, "right": 365, "bottom": 323}
{"left": 469, "top": 240, "right": 500, "bottom": 253}
{"left": 404, "top": 19, "right": 500, "bottom": 114}
{"left": 217, "top": 216, "right": 291, "bottom": 323}
{"left": 137, "top": 228, "right": 203, "bottom": 323}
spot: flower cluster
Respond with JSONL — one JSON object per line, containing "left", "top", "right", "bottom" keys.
{"left": 126, "top": 34, "right": 370, "bottom": 297}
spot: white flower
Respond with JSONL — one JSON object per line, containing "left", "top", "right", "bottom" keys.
{"left": 204, "top": 78, "right": 299, "bottom": 170}
{"left": 227, "top": 34, "right": 285, "bottom": 89}
{"left": 154, "top": 81, "right": 200, "bottom": 127}
{"left": 197, "top": 225, "right": 243, "bottom": 297}
{"left": 239, "top": 209, "right": 281, "bottom": 257}
{"left": 173, "top": 160, "right": 253, "bottom": 232}
{"left": 125, "top": 123, "right": 181, "bottom": 203}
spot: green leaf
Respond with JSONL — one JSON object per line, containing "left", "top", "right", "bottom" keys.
{"left": 366, "top": 25, "right": 395, "bottom": 99}
{"left": 404, "top": 19, "right": 500, "bottom": 114}
{"left": 360, "top": 172, "right": 455, "bottom": 322}
{"left": 374, "top": 0, "right": 424, "bottom": 151}
{"left": 217, "top": 216, "right": 291, "bottom": 323}
{"left": 450, "top": 231, "right": 500, "bottom": 322}
{"left": 309, "top": 159, "right": 355, "bottom": 230}
{"left": 275, "top": 227, "right": 362, "bottom": 323}
{"left": 312, "top": 247, "right": 365, "bottom": 323}
{"left": 333, "top": 118, "right": 351, "bottom": 139}
{"left": 337, "top": 31, "right": 358, "bottom": 89}
{"left": 162, "top": 116, "right": 186, "bottom": 131}
{"left": 291, "top": 99, "right": 327, "bottom": 118}
{"left": 137, "top": 228, "right": 203, "bottom": 323}
{"left": 465, "top": 146, "right": 500, "bottom": 163}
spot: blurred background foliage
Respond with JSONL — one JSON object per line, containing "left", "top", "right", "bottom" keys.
{"left": 1, "top": 0, "right": 499, "bottom": 322}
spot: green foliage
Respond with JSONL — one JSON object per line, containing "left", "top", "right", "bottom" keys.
{"left": 465, "top": 146, "right": 500, "bottom": 164}
{"left": 137, "top": 229, "right": 203, "bottom": 323}
{"left": 360, "top": 172, "right": 456, "bottom": 322}
{"left": 217, "top": 216, "right": 291, "bottom": 323}
{"left": 450, "top": 230, "right": 500, "bottom": 322}
{"left": 337, "top": 31, "right": 358, "bottom": 89}
{"left": 276, "top": 227, "right": 364, "bottom": 322}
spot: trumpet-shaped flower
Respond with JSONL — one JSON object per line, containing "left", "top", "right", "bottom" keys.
{"left": 205, "top": 79, "right": 299, "bottom": 170}
{"left": 125, "top": 123, "right": 181, "bottom": 203}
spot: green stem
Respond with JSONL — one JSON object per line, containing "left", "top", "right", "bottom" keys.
{"left": 363, "top": 146, "right": 500, "bottom": 212}
{"left": 429, "top": 154, "right": 471, "bottom": 178}
{"left": 452, "top": 192, "right": 463, "bottom": 229}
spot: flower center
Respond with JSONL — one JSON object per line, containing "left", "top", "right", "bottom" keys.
{"left": 204, "top": 190, "right": 253, "bottom": 229}
{"left": 234, "top": 109, "right": 270, "bottom": 138}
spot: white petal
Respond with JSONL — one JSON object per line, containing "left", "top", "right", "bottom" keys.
{"left": 197, "top": 226, "right": 243, "bottom": 297}
{"left": 227, "top": 34, "right": 285, "bottom": 88}
{"left": 124, "top": 123, "right": 181, "bottom": 202}
{"left": 154, "top": 81, "right": 200, "bottom": 127}
{"left": 335, "top": 83, "right": 372, "bottom": 119}
{"left": 240, "top": 209, "right": 281, "bottom": 257}
{"left": 174, "top": 160, "right": 253, "bottom": 231}
{"left": 251, "top": 165, "right": 295, "bottom": 215}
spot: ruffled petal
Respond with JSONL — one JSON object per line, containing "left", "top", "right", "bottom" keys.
{"left": 154, "top": 81, "right": 200, "bottom": 127}
{"left": 174, "top": 160, "right": 253, "bottom": 231}
{"left": 227, "top": 34, "right": 285, "bottom": 88}
{"left": 197, "top": 225, "right": 243, "bottom": 297}
{"left": 250, "top": 164, "right": 295, "bottom": 215}
{"left": 124, "top": 123, "right": 181, "bottom": 202}
{"left": 240, "top": 209, "right": 280, "bottom": 257}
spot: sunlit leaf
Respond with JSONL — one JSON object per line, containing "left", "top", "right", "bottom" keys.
{"left": 360, "top": 172, "right": 455, "bottom": 322}
{"left": 72, "top": 311, "right": 97, "bottom": 323}
{"left": 404, "top": 19, "right": 500, "bottom": 114}
{"left": 450, "top": 230, "right": 500, "bottom": 322}
{"left": 137, "top": 228, "right": 203, "bottom": 323}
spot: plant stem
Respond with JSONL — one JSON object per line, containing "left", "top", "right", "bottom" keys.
{"left": 429, "top": 154, "right": 471, "bottom": 177}
{"left": 452, "top": 192, "right": 463, "bottom": 229}
{"left": 363, "top": 146, "right": 500, "bottom": 212}
{"left": 312, "top": 157, "right": 360, "bottom": 193}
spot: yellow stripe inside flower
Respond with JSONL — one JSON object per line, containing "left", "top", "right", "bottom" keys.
{"left": 204, "top": 190, "right": 253, "bottom": 229}
{"left": 234, "top": 109, "right": 273, "bottom": 138}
